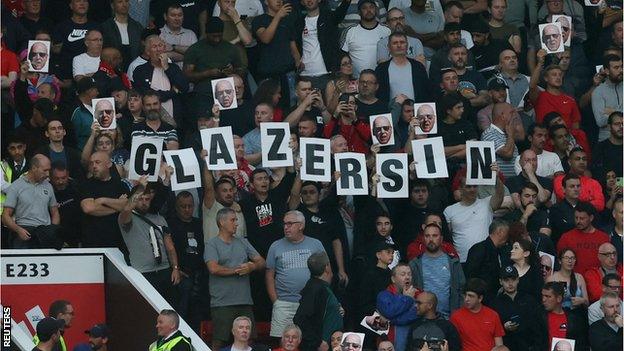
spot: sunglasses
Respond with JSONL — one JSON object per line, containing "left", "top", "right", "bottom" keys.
{"left": 29, "top": 52, "right": 47, "bottom": 58}
{"left": 342, "top": 343, "right": 361, "bottom": 349}
{"left": 374, "top": 126, "right": 391, "bottom": 133}
{"left": 99, "top": 109, "right": 114, "bottom": 115}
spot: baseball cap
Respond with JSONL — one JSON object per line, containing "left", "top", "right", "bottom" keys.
{"left": 85, "top": 324, "right": 110, "bottom": 338}
{"left": 468, "top": 20, "right": 490, "bottom": 34}
{"left": 36, "top": 318, "right": 65, "bottom": 339}
{"left": 500, "top": 265, "right": 519, "bottom": 279}
{"left": 357, "top": 0, "right": 376, "bottom": 10}
{"left": 205, "top": 17, "right": 224, "bottom": 34}
{"left": 76, "top": 77, "right": 97, "bottom": 94}
{"left": 374, "top": 241, "right": 395, "bottom": 253}
{"left": 487, "top": 76, "right": 509, "bottom": 91}
{"left": 443, "top": 23, "right": 462, "bottom": 33}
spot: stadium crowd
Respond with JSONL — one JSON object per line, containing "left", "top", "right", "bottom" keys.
{"left": 1, "top": 0, "right": 623, "bottom": 349}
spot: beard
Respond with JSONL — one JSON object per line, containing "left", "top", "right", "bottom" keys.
{"left": 146, "top": 110, "right": 161, "bottom": 121}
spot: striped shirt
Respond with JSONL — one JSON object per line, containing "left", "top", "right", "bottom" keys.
{"left": 481, "top": 124, "right": 518, "bottom": 179}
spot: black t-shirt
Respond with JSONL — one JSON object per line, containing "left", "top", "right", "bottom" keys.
{"left": 55, "top": 180, "right": 82, "bottom": 244}
{"left": 239, "top": 171, "right": 296, "bottom": 256}
{"left": 503, "top": 208, "right": 550, "bottom": 234}
{"left": 52, "top": 19, "right": 99, "bottom": 79}
{"left": 284, "top": 105, "right": 325, "bottom": 137}
{"left": 20, "top": 16, "right": 54, "bottom": 38}
{"left": 470, "top": 39, "right": 513, "bottom": 72}
{"left": 505, "top": 174, "right": 553, "bottom": 195}
{"left": 298, "top": 204, "right": 341, "bottom": 263}
{"left": 252, "top": 14, "right": 296, "bottom": 76}
{"left": 220, "top": 100, "right": 255, "bottom": 137}
{"left": 457, "top": 69, "right": 487, "bottom": 93}
{"left": 356, "top": 99, "right": 388, "bottom": 121}
{"left": 167, "top": 216, "right": 205, "bottom": 273}
{"left": 77, "top": 177, "right": 128, "bottom": 249}
{"left": 436, "top": 118, "right": 478, "bottom": 148}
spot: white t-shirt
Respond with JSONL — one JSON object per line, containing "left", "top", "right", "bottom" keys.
{"left": 341, "top": 23, "right": 391, "bottom": 77}
{"left": 513, "top": 150, "right": 564, "bottom": 178}
{"left": 301, "top": 15, "right": 328, "bottom": 77}
{"left": 443, "top": 197, "right": 494, "bottom": 262}
{"left": 212, "top": 0, "right": 264, "bottom": 17}
{"left": 115, "top": 20, "right": 130, "bottom": 45}
{"left": 72, "top": 53, "right": 100, "bottom": 78}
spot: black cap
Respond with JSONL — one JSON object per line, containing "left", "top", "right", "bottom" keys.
{"left": 487, "top": 76, "right": 509, "bottom": 91}
{"left": 500, "top": 265, "right": 519, "bottom": 279}
{"left": 468, "top": 20, "right": 490, "bottom": 34}
{"left": 301, "top": 181, "right": 321, "bottom": 192}
{"left": 85, "top": 324, "right": 110, "bottom": 338}
{"left": 36, "top": 318, "right": 64, "bottom": 339}
{"left": 358, "top": 0, "right": 376, "bottom": 9}
{"left": 76, "top": 77, "right": 97, "bottom": 94}
{"left": 374, "top": 241, "right": 395, "bottom": 253}
{"left": 444, "top": 22, "right": 462, "bottom": 33}
{"left": 205, "top": 17, "right": 224, "bottom": 34}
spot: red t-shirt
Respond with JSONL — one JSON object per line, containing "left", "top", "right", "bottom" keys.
{"left": 450, "top": 306, "right": 505, "bottom": 351}
{"left": 547, "top": 312, "right": 568, "bottom": 345}
{"left": 552, "top": 174, "right": 605, "bottom": 212}
{"left": 1, "top": 47, "right": 19, "bottom": 77}
{"left": 535, "top": 91, "right": 581, "bottom": 128}
{"left": 557, "top": 228, "right": 610, "bottom": 274}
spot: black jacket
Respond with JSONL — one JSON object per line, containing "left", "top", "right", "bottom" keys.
{"left": 100, "top": 17, "right": 144, "bottom": 70}
{"left": 589, "top": 319, "right": 623, "bottom": 351}
{"left": 464, "top": 237, "right": 509, "bottom": 303}
{"left": 133, "top": 62, "right": 189, "bottom": 124}
{"left": 294, "top": 0, "right": 350, "bottom": 73}
{"left": 406, "top": 314, "right": 461, "bottom": 351}
{"left": 35, "top": 144, "right": 84, "bottom": 180}
{"left": 293, "top": 277, "right": 332, "bottom": 351}
{"left": 541, "top": 308, "right": 589, "bottom": 351}
{"left": 491, "top": 291, "right": 548, "bottom": 351}
{"left": 374, "top": 58, "right": 432, "bottom": 106}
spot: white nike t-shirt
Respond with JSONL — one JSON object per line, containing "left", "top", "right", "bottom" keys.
{"left": 72, "top": 53, "right": 100, "bottom": 78}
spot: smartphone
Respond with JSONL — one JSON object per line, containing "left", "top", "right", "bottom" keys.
{"left": 617, "top": 177, "right": 623, "bottom": 187}
{"left": 509, "top": 315, "right": 520, "bottom": 325}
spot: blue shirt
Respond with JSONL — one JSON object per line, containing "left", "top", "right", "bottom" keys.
{"left": 422, "top": 254, "right": 451, "bottom": 318}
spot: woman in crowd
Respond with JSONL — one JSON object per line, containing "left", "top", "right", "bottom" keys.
{"left": 325, "top": 53, "right": 357, "bottom": 114}
{"left": 509, "top": 238, "right": 543, "bottom": 301}
{"left": 547, "top": 248, "right": 589, "bottom": 310}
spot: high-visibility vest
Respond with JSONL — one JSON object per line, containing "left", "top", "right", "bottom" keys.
{"left": 32, "top": 334, "right": 67, "bottom": 351}
{"left": 0, "top": 161, "right": 12, "bottom": 215}
{"left": 149, "top": 335, "right": 192, "bottom": 351}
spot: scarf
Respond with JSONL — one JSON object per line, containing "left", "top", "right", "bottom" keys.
{"left": 98, "top": 61, "right": 132, "bottom": 90}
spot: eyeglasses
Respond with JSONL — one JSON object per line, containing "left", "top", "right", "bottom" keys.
{"left": 388, "top": 16, "right": 404, "bottom": 21}
{"left": 342, "top": 343, "right": 361, "bottom": 349}
{"left": 561, "top": 256, "right": 576, "bottom": 261}
{"left": 607, "top": 285, "right": 623, "bottom": 290}
{"left": 561, "top": 27, "right": 570, "bottom": 32}
{"left": 599, "top": 252, "right": 617, "bottom": 257}
{"left": 284, "top": 221, "right": 302, "bottom": 227}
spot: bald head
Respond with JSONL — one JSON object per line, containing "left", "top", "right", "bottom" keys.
{"left": 101, "top": 47, "right": 122, "bottom": 66}
{"left": 492, "top": 102, "right": 514, "bottom": 126}
{"left": 598, "top": 242, "right": 618, "bottom": 269}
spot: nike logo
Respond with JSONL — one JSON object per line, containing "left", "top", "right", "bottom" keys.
{"left": 67, "top": 29, "right": 88, "bottom": 42}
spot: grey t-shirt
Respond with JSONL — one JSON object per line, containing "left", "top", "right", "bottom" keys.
{"left": 204, "top": 236, "right": 259, "bottom": 307}
{"left": 119, "top": 213, "right": 170, "bottom": 273}
{"left": 3, "top": 176, "right": 57, "bottom": 227}
{"left": 266, "top": 236, "right": 325, "bottom": 303}
{"left": 389, "top": 60, "right": 414, "bottom": 100}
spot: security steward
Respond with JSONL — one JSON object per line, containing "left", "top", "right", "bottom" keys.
{"left": 149, "top": 309, "right": 192, "bottom": 351}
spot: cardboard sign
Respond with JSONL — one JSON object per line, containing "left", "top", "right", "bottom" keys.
{"left": 27, "top": 40, "right": 50, "bottom": 73}
{"left": 261, "top": 122, "right": 293, "bottom": 168}
{"left": 413, "top": 103, "right": 438, "bottom": 135}
{"left": 300, "top": 137, "right": 331, "bottom": 182}
{"left": 211, "top": 77, "right": 238, "bottom": 110}
{"left": 539, "top": 22, "right": 564, "bottom": 54}
{"left": 129, "top": 136, "right": 164, "bottom": 181}
{"left": 376, "top": 153, "right": 408, "bottom": 198}
{"left": 163, "top": 148, "right": 202, "bottom": 191}
{"left": 92, "top": 97, "right": 117, "bottom": 130}
{"left": 335, "top": 153, "right": 368, "bottom": 196}
{"left": 200, "top": 127, "right": 237, "bottom": 170}
{"left": 466, "top": 141, "right": 496, "bottom": 185}
{"left": 552, "top": 15, "right": 572, "bottom": 47}
{"left": 370, "top": 113, "right": 395, "bottom": 146}
{"left": 411, "top": 137, "right": 448, "bottom": 179}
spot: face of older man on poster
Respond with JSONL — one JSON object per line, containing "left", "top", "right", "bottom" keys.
{"left": 416, "top": 104, "right": 436, "bottom": 133}
{"left": 29, "top": 42, "right": 48, "bottom": 71}
{"left": 555, "top": 16, "right": 571, "bottom": 45}
{"left": 542, "top": 24, "right": 562, "bottom": 52}
{"left": 341, "top": 334, "right": 362, "bottom": 351}
{"left": 373, "top": 116, "right": 393, "bottom": 145}
{"left": 95, "top": 99, "right": 115, "bottom": 128}
{"left": 215, "top": 80, "right": 235, "bottom": 108}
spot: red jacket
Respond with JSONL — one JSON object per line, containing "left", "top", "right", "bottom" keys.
{"left": 583, "top": 265, "right": 623, "bottom": 303}
{"left": 323, "top": 118, "right": 371, "bottom": 154}
{"left": 553, "top": 174, "right": 605, "bottom": 211}
{"left": 406, "top": 235, "right": 459, "bottom": 261}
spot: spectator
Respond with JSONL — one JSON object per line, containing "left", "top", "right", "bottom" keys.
{"left": 323, "top": 93, "right": 371, "bottom": 153}
{"left": 201, "top": 163, "right": 246, "bottom": 241}
{"left": 491, "top": 266, "right": 547, "bottom": 351}
{"left": 73, "top": 324, "right": 110, "bottom": 351}
{"left": 557, "top": 202, "right": 610, "bottom": 274}
{"left": 487, "top": 0, "right": 521, "bottom": 52}
{"left": 220, "top": 316, "right": 257, "bottom": 351}
{"left": 408, "top": 223, "right": 465, "bottom": 318}
{"left": 33, "top": 300, "right": 73, "bottom": 349}
{"left": 468, "top": 20, "right": 513, "bottom": 76}
{"left": 507, "top": 149, "right": 552, "bottom": 206}
{"left": 376, "top": 8, "right": 424, "bottom": 64}
{"left": 205, "top": 207, "right": 265, "bottom": 350}
{"left": 592, "top": 56, "right": 623, "bottom": 142}
{"left": 285, "top": 77, "right": 331, "bottom": 131}
{"left": 92, "top": 47, "right": 132, "bottom": 98}
{"left": 543, "top": 112, "right": 591, "bottom": 164}
{"left": 553, "top": 148, "right": 605, "bottom": 212}
{"left": 274, "top": 324, "right": 302, "bottom": 351}
{"left": 481, "top": 102, "right": 520, "bottom": 178}
{"left": 2, "top": 154, "right": 60, "bottom": 249}
{"left": 376, "top": 263, "right": 419, "bottom": 351}
{"left": 127, "top": 30, "right": 161, "bottom": 82}
{"left": 36, "top": 119, "right": 84, "bottom": 180}
{"left": 589, "top": 291, "right": 623, "bottom": 351}
{"left": 32, "top": 317, "right": 64, "bottom": 351}
{"left": 592, "top": 112, "right": 623, "bottom": 184}
{"left": 100, "top": 0, "right": 143, "bottom": 69}
{"left": 184, "top": 17, "right": 245, "bottom": 115}
{"left": 50, "top": 162, "right": 82, "bottom": 247}
{"left": 133, "top": 36, "right": 189, "bottom": 126}
{"left": 355, "top": 70, "right": 386, "bottom": 121}
{"left": 584, "top": 243, "right": 623, "bottom": 303}
{"left": 476, "top": 77, "right": 510, "bottom": 132}
{"left": 149, "top": 309, "right": 191, "bottom": 350}
{"left": 509, "top": 238, "right": 543, "bottom": 301}
{"left": 294, "top": 252, "right": 344, "bottom": 351}
{"left": 513, "top": 123, "right": 564, "bottom": 179}
{"left": 72, "top": 29, "right": 102, "bottom": 80}
{"left": 406, "top": 212, "right": 458, "bottom": 261}
{"left": 265, "top": 210, "right": 325, "bottom": 337}
{"left": 444, "top": 163, "right": 504, "bottom": 262}
{"left": 375, "top": 32, "right": 431, "bottom": 106}
{"left": 588, "top": 273, "right": 623, "bottom": 324}
{"left": 541, "top": 281, "right": 589, "bottom": 350}
{"left": 130, "top": 91, "right": 179, "bottom": 150}
{"left": 503, "top": 183, "right": 551, "bottom": 236}
{"left": 71, "top": 77, "right": 98, "bottom": 150}
{"left": 78, "top": 151, "right": 128, "bottom": 250}
{"left": 325, "top": 53, "right": 357, "bottom": 114}
{"left": 435, "top": 92, "right": 478, "bottom": 164}
{"left": 242, "top": 103, "right": 275, "bottom": 166}
{"left": 19, "top": 0, "right": 54, "bottom": 38}
{"left": 464, "top": 219, "right": 510, "bottom": 302}
{"left": 449, "top": 278, "right": 505, "bottom": 351}
{"left": 429, "top": 23, "right": 469, "bottom": 83}
{"left": 607, "top": 198, "right": 623, "bottom": 263}
{"left": 218, "top": 75, "right": 256, "bottom": 137}
{"left": 3, "top": 133, "right": 29, "bottom": 182}
{"left": 159, "top": 4, "right": 198, "bottom": 69}
{"left": 549, "top": 174, "right": 581, "bottom": 243}
{"left": 14, "top": 96, "right": 55, "bottom": 156}
{"left": 448, "top": 44, "right": 489, "bottom": 109}
{"left": 408, "top": 291, "right": 461, "bottom": 351}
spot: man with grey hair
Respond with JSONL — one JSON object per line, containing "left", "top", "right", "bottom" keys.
{"left": 150, "top": 309, "right": 191, "bottom": 350}
{"left": 280, "top": 324, "right": 302, "bottom": 351}
{"left": 294, "top": 252, "right": 343, "bottom": 351}
{"left": 589, "top": 291, "right": 623, "bottom": 351}
{"left": 205, "top": 208, "right": 265, "bottom": 351}
{"left": 223, "top": 316, "right": 253, "bottom": 351}
{"left": 266, "top": 210, "right": 326, "bottom": 337}
{"left": 376, "top": 7, "right": 424, "bottom": 63}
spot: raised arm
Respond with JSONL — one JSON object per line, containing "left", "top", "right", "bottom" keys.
{"left": 490, "top": 163, "right": 505, "bottom": 211}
